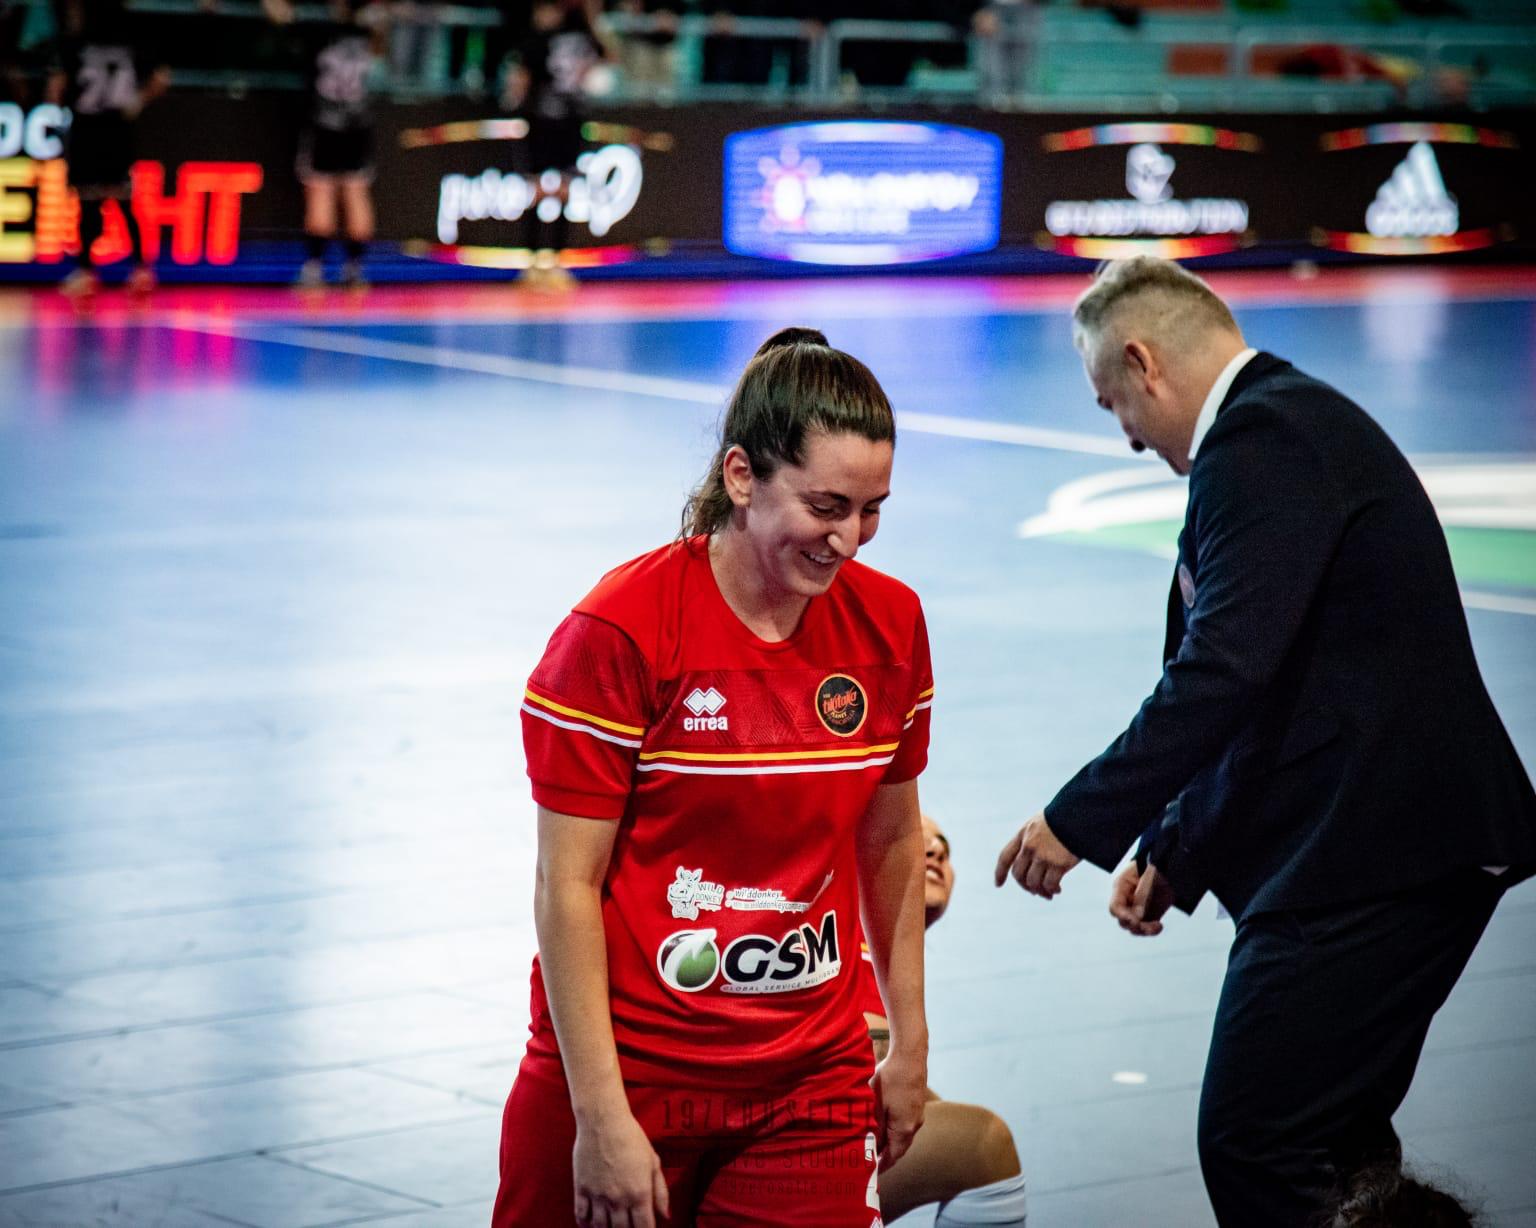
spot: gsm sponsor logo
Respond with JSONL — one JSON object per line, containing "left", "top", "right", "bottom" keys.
{"left": 655, "top": 912, "right": 842, "bottom": 995}
{"left": 721, "top": 910, "right": 841, "bottom": 995}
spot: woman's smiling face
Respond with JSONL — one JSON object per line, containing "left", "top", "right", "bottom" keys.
{"left": 730, "top": 429, "right": 893, "bottom": 603}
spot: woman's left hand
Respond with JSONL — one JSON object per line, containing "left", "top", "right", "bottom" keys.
{"left": 869, "top": 1045, "right": 927, "bottom": 1169}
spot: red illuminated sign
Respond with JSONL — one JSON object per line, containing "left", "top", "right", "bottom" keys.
{"left": 0, "top": 158, "right": 263, "bottom": 266}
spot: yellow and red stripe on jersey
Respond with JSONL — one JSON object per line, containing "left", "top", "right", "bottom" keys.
{"left": 903, "top": 685, "right": 935, "bottom": 731}
{"left": 522, "top": 686, "right": 646, "bottom": 748}
{"left": 636, "top": 740, "right": 901, "bottom": 776}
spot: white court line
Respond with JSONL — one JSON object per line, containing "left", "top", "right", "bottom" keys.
{"left": 180, "top": 321, "right": 1536, "bottom": 617}
{"left": 194, "top": 321, "right": 730, "bottom": 404}
{"left": 1462, "top": 590, "right": 1536, "bottom": 617}
{"left": 181, "top": 321, "right": 1137, "bottom": 459}
{"left": 898, "top": 411, "right": 1137, "bottom": 459}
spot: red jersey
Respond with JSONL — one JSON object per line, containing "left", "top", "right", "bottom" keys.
{"left": 520, "top": 537, "right": 933, "bottom": 1089}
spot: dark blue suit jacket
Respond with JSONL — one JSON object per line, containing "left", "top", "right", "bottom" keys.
{"left": 1046, "top": 352, "right": 1536, "bottom": 920}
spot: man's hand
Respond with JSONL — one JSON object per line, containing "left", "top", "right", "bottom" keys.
{"left": 994, "top": 811, "right": 1081, "bottom": 899}
{"left": 1108, "top": 862, "right": 1174, "bottom": 936}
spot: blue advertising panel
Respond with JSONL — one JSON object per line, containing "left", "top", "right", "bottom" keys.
{"left": 723, "top": 121, "right": 1003, "bottom": 265}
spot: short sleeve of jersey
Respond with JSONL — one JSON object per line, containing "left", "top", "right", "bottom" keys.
{"left": 522, "top": 612, "right": 653, "bottom": 821}
{"left": 884, "top": 603, "right": 933, "bottom": 784}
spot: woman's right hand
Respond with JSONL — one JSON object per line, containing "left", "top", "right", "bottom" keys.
{"left": 572, "top": 1109, "right": 671, "bottom": 1228}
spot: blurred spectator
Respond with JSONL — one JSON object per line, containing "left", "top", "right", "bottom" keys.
{"left": 91, "top": 0, "right": 302, "bottom": 80}
{"left": 442, "top": 0, "right": 503, "bottom": 92}
{"left": 386, "top": 1, "right": 437, "bottom": 87}
{"left": 1, "top": 1, "right": 34, "bottom": 103}
{"left": 1079, "top": 0, "right": 1143, "bottom": 30}
{"left": 974, "top": 0, "right": 1042, "bottom": 100}
{"left": 700, "top": 0, "right": 816, "bottom": 89}
{"left": 832, "top": 0, "right": 981, "bottom": 92}
{"left": 2, "top": 1, "right": 26, "bottom": 57}
{"left": 482, "top": 0, "right": 532, "bottom": 98}
{"left": 613, "top": 0, "right": 678, "bottom": 96}
{"left": 1274, "top": 42, "right": 1421, "bottom": 100}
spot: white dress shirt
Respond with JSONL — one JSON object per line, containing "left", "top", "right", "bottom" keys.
{"left": 1187, "top": 347, "right": 1257, "bottom": 465}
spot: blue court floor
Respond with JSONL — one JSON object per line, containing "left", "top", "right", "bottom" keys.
{"left": 0, "top": 268, "right": 1533, "bottom": 1227}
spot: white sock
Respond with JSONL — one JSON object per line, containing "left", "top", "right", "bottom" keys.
{"left": 933, "top": 1173, "right": 1028, "bottom": 1226}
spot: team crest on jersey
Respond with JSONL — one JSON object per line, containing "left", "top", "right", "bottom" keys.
{"left": 815, "top": 673, "right": 868, "bottom": 737}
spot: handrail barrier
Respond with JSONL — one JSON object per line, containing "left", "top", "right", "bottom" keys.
{"left": 8, "top": 0, "right": 1534, "bottom": 111}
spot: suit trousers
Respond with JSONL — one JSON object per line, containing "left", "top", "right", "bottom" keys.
{"left": 1196, "top": 867, "right": 1504, "bottom": 1228}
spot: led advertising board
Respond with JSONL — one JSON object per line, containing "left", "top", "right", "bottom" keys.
{"left": 1312, "top": 123, "right": 1520, "bottom": 255}
{"left": 1037, "top": 122, "right": 1259, "bottom": 260}
{"left": 0, "top": 100, "right": 276, "bottom": 271}
{"left": 385, "top": 114, "right": 671, "bottom": 270}
{"left": 723, "top": 121, "right": 1003, "bottom": 266}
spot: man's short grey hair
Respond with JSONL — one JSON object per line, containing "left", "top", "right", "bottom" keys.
{"left": 1072, "top": 256, "right": 1240, "bottom": 364}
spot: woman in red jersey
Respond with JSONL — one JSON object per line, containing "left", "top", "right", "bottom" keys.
{"left": 495, "top": 327, "right": 932, "bottom": 1228}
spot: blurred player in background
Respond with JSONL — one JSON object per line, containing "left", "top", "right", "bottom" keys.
{"left": 266, "top": 0, "right": 386, "bottom": 288}
{"left": 48, "top": 0, "right": 169, "bottom": 298}
{"left": 500, "top": 0, "right": 613, "bottom": 288}
{"left": 860, "top": 815, "right": 1029, "bottom": 1226}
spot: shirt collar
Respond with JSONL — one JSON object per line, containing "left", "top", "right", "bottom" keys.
{"left": 1188, "top": 348, "right": 1257, "bottom": 463}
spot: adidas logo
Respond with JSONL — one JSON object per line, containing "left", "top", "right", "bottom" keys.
{"left": 1365, "top": 141, "right": 1458, "bottom": 239}
{"left": 683, "top": 686, "right": 728, "bottom": 731}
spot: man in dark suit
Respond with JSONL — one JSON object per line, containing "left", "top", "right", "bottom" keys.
{"left": 994, "top": 256, "right": 1536, "bottom": 1227}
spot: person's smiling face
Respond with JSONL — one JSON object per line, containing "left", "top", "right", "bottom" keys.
{"left": 923, "top": 814, "right": 955, "bottom": 927}
{"left": 735, "top": 429, "right": 893, "bottom": 602}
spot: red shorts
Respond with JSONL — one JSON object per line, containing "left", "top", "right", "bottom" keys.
{"left": 493, "top": 1053, "right": 882, "bottom": 1228}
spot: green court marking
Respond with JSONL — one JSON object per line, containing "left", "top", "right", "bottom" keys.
{"left": 1053, "top": 523, "right": 1536, "bottom": 592}
{"left": 1444, "top": 527, "right": 1536, "bottom": 591}
{"left": 1057, "top": 521, "right": 1181, "bottom": 556}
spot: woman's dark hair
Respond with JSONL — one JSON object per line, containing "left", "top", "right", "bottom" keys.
{"left": 1324, "top": 1165, "right": 1479, "bottom": 1228}
{"left": 681, "top": 327, "right": 895, "bottom": 538}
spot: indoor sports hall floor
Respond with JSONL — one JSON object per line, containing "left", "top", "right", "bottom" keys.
{"left": 1, "top": 265, "right": 1533, "bottom": 1228}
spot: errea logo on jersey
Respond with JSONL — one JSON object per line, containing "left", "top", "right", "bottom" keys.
{"left": 683, "top": 686, "right": 729, "bottom": 731}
